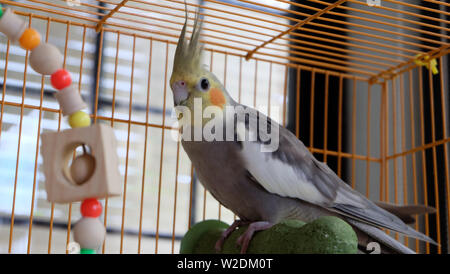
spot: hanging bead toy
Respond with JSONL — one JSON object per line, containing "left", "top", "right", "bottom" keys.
{"left": 0, "top": 5, "right": 121, "bottom": 254}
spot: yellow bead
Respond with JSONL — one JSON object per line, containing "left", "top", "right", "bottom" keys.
{"left": 19, "top": 28, "right": 41, "bottom": 50}
{"left": 69, "top": 111, "right": 91, "bottom": 128}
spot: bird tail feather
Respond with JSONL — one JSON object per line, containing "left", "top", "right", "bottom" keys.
{"left": 347, "top": 219, "right": 417, "bottom": 254}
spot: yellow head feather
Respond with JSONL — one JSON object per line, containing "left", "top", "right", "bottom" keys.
{"left": 171, "top": 9, "right": 204, "bottom": 84}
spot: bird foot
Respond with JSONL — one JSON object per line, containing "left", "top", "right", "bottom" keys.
{"left": 215, "top": 220, "right": 249, "bottom": 253}
{"left": 236, "top": 221, "right": 273, "bottom": 254}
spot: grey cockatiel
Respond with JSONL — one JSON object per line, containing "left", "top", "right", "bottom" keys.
{"left": 169, "top": 10, "right": 437, "bottom": 254}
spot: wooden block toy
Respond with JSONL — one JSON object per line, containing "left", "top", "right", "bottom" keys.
{"left": 54, "top": 85, "right": 87, "bottom": 116}
{"left": 41, "top": 123, "right": 121, "bottom": 203}
{"left": 29, "top": 42, "right": 63, "bottom": 75}
{"left": 0, "top": 9, "right": 26, "bottom": 43}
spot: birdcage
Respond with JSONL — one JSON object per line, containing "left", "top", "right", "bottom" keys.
{"left": 0, "top": 0, "right": 449, "bottom": 254}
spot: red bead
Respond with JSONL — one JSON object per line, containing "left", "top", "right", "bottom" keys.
{"left": 50, "top": 69, "right": 72, "bottom": 90}
{"left": 81, "top": 198, "right": 102, "bottom": 218}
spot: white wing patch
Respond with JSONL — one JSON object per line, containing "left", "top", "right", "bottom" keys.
{"left": 236, "top": 122, "right": 328, "bottom": 205}
{"left": 235, "top": 120, "right": 369, "bottom": 208}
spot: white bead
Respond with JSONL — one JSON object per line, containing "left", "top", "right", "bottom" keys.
{"left": 0, "top": 9, "right": 26, "bottom": 43}
{"left": 54, "top": 85, "right": 87, "bottom": 116}
{"left": 73, "top": 217, "right": 106, "bottom": 249}
{"left": 29, "top": 43, "right": 63, "bottom": 75}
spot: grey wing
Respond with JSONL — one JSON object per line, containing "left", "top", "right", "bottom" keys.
{"left": 236, "top": 106, "right": 436, "bottom": 244}
{"left": 306, "top": 137, "right": 436, "bottom": 243}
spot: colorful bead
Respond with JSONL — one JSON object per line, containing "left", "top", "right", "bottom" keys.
{"left": 51, "top": 69, "right": 72, "bottom": 90}
{"left": 80, "top": 248, "right": 96, "bottom": 254}
{"left": 0, "top": 6, "right": 3, "bottom": 19}
{"left": 19, "top": 28, "right": 41, "bottom": 50}
{"left": 81, "top": 198, "right": 102, "bottom": 218}
{"left": 29, "top": 43, "right": 63, "bottom": 75}
{"left": 69, "top": 111, "right": 91, "bottom": 128}
{"left": 73, "top": 217, "right": 105, "bottom": 249}
{"left": 0, "top": 9, "right": 26, "bottom": 43}
{"left": 54, "top": 86, "right": 87, "bottom": 116}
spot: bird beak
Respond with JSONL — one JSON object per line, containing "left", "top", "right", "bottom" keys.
{"left": 172, "top": 80, "right": 189, "bottom": 106}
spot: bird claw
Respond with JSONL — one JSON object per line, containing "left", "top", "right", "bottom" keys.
{"left": 215, "top": 220, "right": 249, "bottom": 253}
{"left": 236, "top": 231, "right": 253, "bottom": 254}
{"left": 235, "top": 221, "right": 273, "bottom": 254}
{"left": 214, "top": 237, "right": 226, "bottom": 253}
{"left": 236, "top": 234, "right": 244, "bottom": 247}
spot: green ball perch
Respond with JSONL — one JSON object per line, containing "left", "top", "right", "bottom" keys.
{"left": 180, "top": 216, "right": 358, "bottom": 254}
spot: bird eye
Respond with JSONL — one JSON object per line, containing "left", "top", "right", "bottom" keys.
{"left": 198, "top": 77, "right": 210, "bottom": 92}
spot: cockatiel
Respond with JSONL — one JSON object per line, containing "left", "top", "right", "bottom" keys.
{"left": 170, "top": 11, "right": 437, "bottom": 254}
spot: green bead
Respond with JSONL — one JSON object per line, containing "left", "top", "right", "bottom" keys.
{"left": 0, "top": 5, "right": 3, "bottom": 18}
{"left": 69, "top": 111, "right": 91, "bottom": 128}
{"left": 80, "top": 248, "right": 96, "bottom": 254}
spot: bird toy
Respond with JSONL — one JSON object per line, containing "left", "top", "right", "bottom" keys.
{"left": 414, "top": 54, "right": 439, "bottom": 75}
{"left": 0, "top": 5, "right": 121, "bottom": 254}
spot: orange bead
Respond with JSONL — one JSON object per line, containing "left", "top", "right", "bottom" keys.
{"left": 19, "top": 28, "right": 41, "bottom": 50}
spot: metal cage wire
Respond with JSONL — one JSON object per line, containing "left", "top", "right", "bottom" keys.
{"left": 0, "top": 0, "right": 448, "bottom": 254}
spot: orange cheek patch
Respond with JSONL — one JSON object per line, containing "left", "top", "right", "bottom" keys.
{"left": 209, "top": 88, "right": 226, "bottom": 107}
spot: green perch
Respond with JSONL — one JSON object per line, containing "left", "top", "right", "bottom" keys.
{"left": 180, "top": 216, "right": 358, "bottom": 254}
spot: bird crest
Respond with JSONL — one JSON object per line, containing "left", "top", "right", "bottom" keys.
{"left": 172, "top": 7, "right": 204, "bottom": 80}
